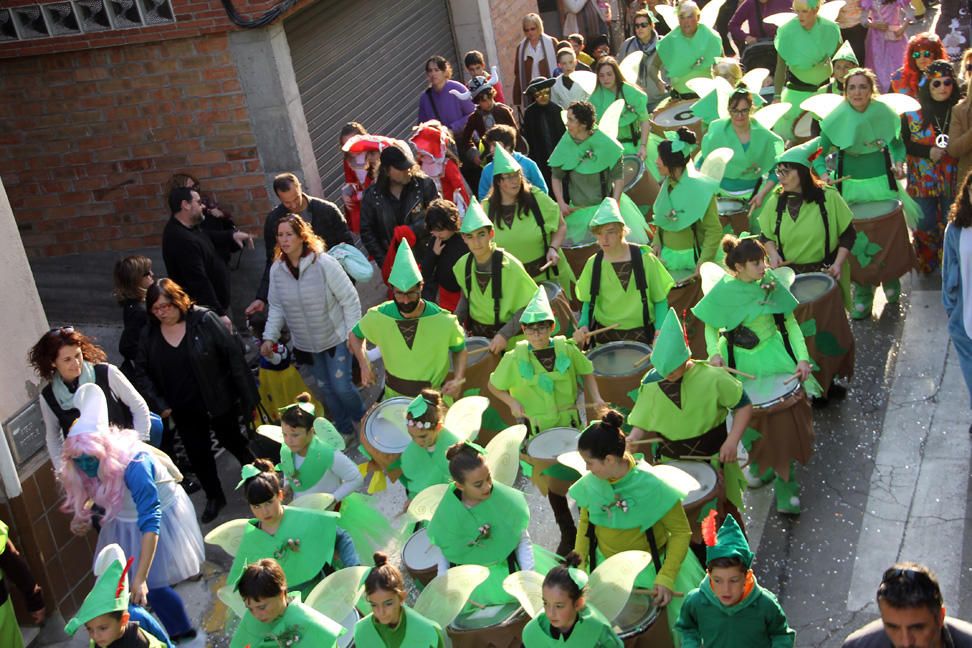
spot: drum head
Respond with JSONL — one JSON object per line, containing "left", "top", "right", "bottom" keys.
{"left": 464, "top": 336, "right": 491, "bottom": 368}
{"left": 364, "top": 397, "right": 412, "bottom": 453}
{"left": 793, "top": 111, "right": 814, "bottom": 138}
{"left": 850, "top": 200, "right": 902, "bottom": 221}
{"left": 666, "top": 460, "right": 718, "bottom": 506}
{"left": 670, "top": 268, "right": 695, "bottom": 285}
{"left": 654, "top": 101, "right": 699, "bottom": 127}
{"left": 527, "top": 428, "right": 580, "bottom": 459}
{"left": 588, "top": 341, "right": 652, "bottom": 377}
{"left": 615, "top": 592, "right": 661, "bottom": 638}
{"left": 450, "top": 602, "right": 522, "bottom": 630}
{"left": 337, "top": 608, "right": 360, "bottom": 648}
{"left": 403, "top": 528, "right": 440, "bottom": 570}
{"left": 622, "top": 154, "right": 646, "bottom": 192}
{"left": 717, "top": 198, "right": 747, "bottom": 216}
{"left": 563, "top": 232, "right": 597, "bottom": 249}
{"left": 541, "top": 281, "right": 563, "bottom": 301}
{"left": 790, "top": 272, "right": 835, "bottom": 304}
{"left": 746, "top": 374, "right": 800, "bottom": 407}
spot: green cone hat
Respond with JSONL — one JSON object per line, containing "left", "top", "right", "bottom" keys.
{"left": 388, "top": 239, "right": 423, "bottom": 291}
{"left": 776, "top": 137, "right": 821, "bottom": 168}
{"left": 650, "top": 308, "right": 690, "bottom": 377}
{"left": 705, "top": 513, "right": 754, "bottom": 568}
{"left": 64, "top": 552, "right": 130, "bottom": 635}
{"left": 832, "top": 40, "right": 858, "bottom": 65}
{"left": 589, "top": 197, "right": 625, "bottom": 230}
{"left": 492, "top": 143, "right": 521, "bottom": 175}
{"left": 520, "top": 285, "right": 556, "bottom": 325}
{"left": 460, "top": 197, "right": 493, "bottom": 234}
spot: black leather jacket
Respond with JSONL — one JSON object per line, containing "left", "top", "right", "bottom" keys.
{"left": 359, "top": 174, "right": 439, "bottom": 266}
{"left": 134, "top": 306, "right": 258, "bottom": 417}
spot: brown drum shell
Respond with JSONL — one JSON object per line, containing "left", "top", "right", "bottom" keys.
{"left": 546, "top": 283, "right": 578, "bottom": 336}
{"left": 793, "top": 279, "right": 855, "bottom": 392}
{"left": 450, "top": 346, "right": 514, "bottom": 445}
{"left": 593, "top": 371, "right": 644, "bottom": 414}
{"left": 719, "top": 209, "right": 750, "bottom": 236}
{"left": 563, "top": 242, "right": 598, "bottom": 284}
{"left": 520, "top": 452, "right": 576, "bottom": 496}
{"left": 667, "top": 278, "right": 707, "bottom": 359}
{"left": 447, "top": 610, "right": 528, "bottom": 648}
{"left": 403, "top": 560, "right": 437, "bottom": 587}
{"left": 790, "top": 110, "right": 816, "bottom": 146}
{"left": 682, "top": 469, "right": 724, "bottom": 545}
{"left": 748, "top": 389, "right": 814, "bottom": 482}
{"left": 849, "top": 206, "right": 916, "bottom": 286}
{"left": 358, "top": 401, "right": 403, "bottom": 481}
{"left": 622, "top": 608, "right": 674, "bottom": 648}
{"left": 627, "top": 171, "right": 660, "bottom": 208}
{"left": 650, "top": 99, "right": 704, "bottom": 144}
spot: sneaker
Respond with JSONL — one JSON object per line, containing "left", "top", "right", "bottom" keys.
{"left": 850, "top": 303, "right": 870, "bottom": 320}
{"left": 828, "top": 382, "right": 848, "bottom": 399}
{"left": 884, "top": 284, "right": 901, "bottom": 304}
{"left": 777, "top": 495, "right": 801, "bottom": 515}
{"left": 745, "top": 465, "right": 770, "bottom": 488}
{"left": 170, "top": 629, "right": 198, "bottom": 644}
{"left": 812, "top": 395, "right": 830, "bottom": 409}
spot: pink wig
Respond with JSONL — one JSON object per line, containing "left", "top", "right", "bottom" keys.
{"left": 59, "top": 426, "right": 142, "bottom": 524}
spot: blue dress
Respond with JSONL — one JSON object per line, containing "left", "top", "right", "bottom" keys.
{"left": 942, "top": 222, "right": 972, "bottom": 407}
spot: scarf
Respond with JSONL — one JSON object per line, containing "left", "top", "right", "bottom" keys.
{"left": 52, "top": 361, "right": 97, "bottom": 410}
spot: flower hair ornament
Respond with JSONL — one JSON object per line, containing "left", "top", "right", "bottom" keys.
{"left": 406, "top": 394, "right": 435, "bottom": 428}
{"left": 663, "top": 130, "right": 690, "bottom": 154}
{"left": 567, "top": 566, "right": 589, "bottom": 590}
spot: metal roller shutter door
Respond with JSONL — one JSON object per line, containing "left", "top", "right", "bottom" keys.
{"left": 286, "top": 0, "right": 460, "bottom": 202}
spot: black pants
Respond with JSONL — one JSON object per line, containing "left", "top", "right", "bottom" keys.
{"left": 172, "top": 407, "right": 254, "bottom": 500}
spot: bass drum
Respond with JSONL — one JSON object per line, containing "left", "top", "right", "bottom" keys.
{"left": 622, "top": 154, "right": 660, "bottom": 209}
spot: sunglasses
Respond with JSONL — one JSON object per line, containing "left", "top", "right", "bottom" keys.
{"left": 635, "top": 21, "right": 651, "bottom": 27}
{"left": 48, "top": 326, "right": 75, "bottom": 336}
{"left": 912, "top": 50, "right": 933, "bottom": 59}
{"left": 931, "top": 78, "right": 954, "bottom": 88}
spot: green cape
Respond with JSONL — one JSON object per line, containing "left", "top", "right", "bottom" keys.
{"left": 353, "top": 605, "right": 443, "bottom": 648}
{"left": 426, "top": 482, "right": 529, "bottom": 566}
{"left": 819, "top": 99, "right": 900, "bottom": 152}
{"left": 279, "top": 435, "right": 335, "bottom": 494}
{"left": 522, "top": 605, "right": 622, "bottom": 647}
{"left": 657, "top": 25, "right": 723, "bottom": 93}
{"left": 692, "top": 268, "right": 798, "bottom": 330}
{"left": 569, "top": 461, "right": 689, "bottom": 531}
{"left": 651, "top": 169, "right": 721, "bottom": 232}
{"left": 701, "top": 118, "right": 785, "bottom": 183}
{"left": 774, "top": 17, "right": 842, "bottom": 85}
{"left": 400, "top": 428, "right": 460, "bottom": 497}
{"left": 590, "top": 83, "right": 649, "bottom": 135}
{"left": 548, "top": 128, "right": 624, "bottom": 174}
{"left": 230, "top": 595, "right": 345, "bottom": 648}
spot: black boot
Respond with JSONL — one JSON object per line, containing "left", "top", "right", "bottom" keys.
{"left": 201, "top": 495, "right": 226, "bottom": 524}
{"left": 548, "top": 493, "right": 577, "bottom": 556}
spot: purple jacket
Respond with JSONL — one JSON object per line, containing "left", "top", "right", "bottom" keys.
{"left": 729, "top": 0, "right": 792, "bottom": 46}
{"left": 418, "top": 80, "right": 475, "bottom": 135}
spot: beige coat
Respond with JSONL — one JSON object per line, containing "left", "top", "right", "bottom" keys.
{"left": 947, "top": 96, "right": 972, "bottom": 186}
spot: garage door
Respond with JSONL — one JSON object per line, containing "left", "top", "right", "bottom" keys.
{"left": 286, "top": 0, "right": 460, "bottom": 202}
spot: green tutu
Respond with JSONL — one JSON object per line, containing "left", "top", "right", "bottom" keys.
{"left": 839, "top": 176, "right": 921, "bottom": 228}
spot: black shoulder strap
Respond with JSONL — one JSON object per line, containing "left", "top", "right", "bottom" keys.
{"left": 589, "top": 250, "right": 606, "bottom": 331}
{"left": 690, "top": 221, "right": 702, "bottom": 262}
{"left": 644, "top": 526, "right": 664, "bottom": 574}
{"left": 586, "top": 521, "right": 599, "bottom": 570}
{"left": 599, "top": 170, "right": 611, "bottom": 199}
{"left": 815, "top": 192, "right": 832, "bottom": 260}
{"left": 464, "top": 254, "right": 474, "bottom": 296}
{"left": 774, "top": 313, "right": 797, "bottom": 362}
{"left": 41, "top": 385, "right": 62, "bottom": 421}
{"left": 629, "top": 244, "right": 653, "bottom": 334}
{"left": 774, "top": 196, "right": 787, "bottom": 260}
{"left": 526, "top": 195, "right": 558, "bottom": 278}
{"left": 425, "top": 88, "right": 442, "bottom": 121}
{"left": 491, "top": 250, "right": 503, "bottom": 327}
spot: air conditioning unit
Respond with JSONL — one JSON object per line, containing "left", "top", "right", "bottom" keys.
{"left": 13, "top": 6, "right": 50, "bottom": 39}
{"left": 137, "top": 0, "right": 174, "bottom": 25}
{"left": 106, "top": 0, "right": 142, "bottom": 28}
{"left": 43, "top": 3, "right": 82, "bottom": 35}
{"left": 0, "top": 9, "right": 19, "bottom": 41}
{"left": 75, "top": 0, "right": 112, "bottom": 32}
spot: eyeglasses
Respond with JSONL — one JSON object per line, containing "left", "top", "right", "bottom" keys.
{"left": 775, "top": 166, "right": 795, "bottom": 176}
{"left": 48, "top": 326, "right": 75, "bottom": 336}
{"left": 523, "top": 324, "right": 553, "bottom": 333}
{"left": 151, "top": 302, "right": 174, "bottom": 315}
{"left": 912, "top": 50, "right": 933, "bottom": 59}
{"left": 143, "top": 270, "right": 154, "bottom": 277}
{"left": 931, "top": 78, "right": 954, "bottom": 88}
{"left": 729, "top": 107, "right": 751, "bottom": 116}
{"left": 635, "top": 21, "right": 651, "bottom": 27}
{"left": 534, "top": 89, "right": 551, "bottom": 96}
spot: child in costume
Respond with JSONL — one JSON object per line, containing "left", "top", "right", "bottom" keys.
{"left": 453, "top": 198, "right": 539, "bottom": 354}
{"left": 354, "top": 551, "right": 445, "bottom": 647}
{"left": 574, "top": 197, "right": 674, "bottom": 348}
{"left": 60, "top": 384, "right": 201, "bottom": 641}
{"left": 232, "top": 558, "right": 346, "bottom": 648}
{"left": 275, "top": 393, "right": 363, "bottom": 500}
{"left": 426, "top": 443, "right": 536, "bottom": 607}
{"left": 64, "top": 547, "right": 167, "bottom": 648}
{"left": 521, "top": 552, "right": 623, "bottom": 647}
{"left": 570, "top": 409, "right": 706, "bottom": 646}
{"left": 0, "top": 518, "right": 44, "bottom": 648}
{"left": 675, "top": 513, "right": 796, "bottom": 647}
{"left": 400, "top": 390, "right": 460, "bottom": 502}
{"left": 230, "top": 460, "right": 359, "bottom": 598}
{"left": 489, "top": 284, "right": 605, "bottom": 554}
{"left": 627, "top": 309, "right": 753, "bottom": 550}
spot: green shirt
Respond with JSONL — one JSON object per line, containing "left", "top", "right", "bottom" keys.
{"left": 452, "top": 249, "right": 538, "bottom": 330}
{"left": 279, "top": 435, "right": 335, "bottom": 493}
{"left": 352, "top": 606, "right": 444, "bottom": 648}
{"left": 484, "top": 186, "right": 571, "bottom": 284}
{"left": 657, "top": 25, "right": 723, "bottom": 94}
{"left": 230, "top": 597, "right": 344, "bottom": 648}
{"left": 575, "top": 245, "right": 674, "bottom": 331}
{"left": 651, "top": 175, "right": 723, "bottom": 272}
{"left": 589, "top": 83, "right": 649, "bottom": 147}
{"left": 757, "top": 185, "right": 853, "bottom": 265}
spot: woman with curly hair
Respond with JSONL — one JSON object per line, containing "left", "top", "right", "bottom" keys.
{"left": 29, "top": 327, "right": 150, "bottom": 473}
{"left": 943, "top": 170, "right": 972, "bottom": 417}
{"left": 889, "top": 32, "right": 948, "bottom": 98}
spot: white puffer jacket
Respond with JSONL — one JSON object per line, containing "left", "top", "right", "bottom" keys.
{"left": 264, "top": 252, "right": 361, "bottom": 353}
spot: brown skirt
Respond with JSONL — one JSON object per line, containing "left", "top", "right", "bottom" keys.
{"left": 667, "top": 278, "right": 707, "bottom": 360}
{"left": 793, "top": 278, "right": 855, "bottom": 391}
{"left": 849, "top": 206, "right": 916, "bottom": 285}
{"left": 748, "top": 388, "right": 814, "bottom": 482}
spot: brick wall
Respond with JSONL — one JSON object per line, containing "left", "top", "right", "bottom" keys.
{"left": 490, "top": 0, "right": 540, "bottom": 97}
{"left": 0, "top": 33, "right": 266, "bottom": 257}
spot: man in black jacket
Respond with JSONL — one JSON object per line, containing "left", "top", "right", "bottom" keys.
{"left": 245, "top": 172, "right": 354, "bottom": 316}
{"left": 360, "top": 143, "right": 439, "bottom": 269}
{"left": 162, "top": 187, "right": 234, "bottom": 329}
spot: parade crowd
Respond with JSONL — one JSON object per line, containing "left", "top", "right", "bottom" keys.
{"left": 8, "top": 1, "right": 972, "bottom": 646}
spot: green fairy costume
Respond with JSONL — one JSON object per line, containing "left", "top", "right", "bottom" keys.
{"left": 589, "top": 83, "right": 650, "bottom": 155}
{"left": 483, "top": 146, "right": 574, "bottom": 290}
{"left": 576, "top": 198, "right": 674, "bottom": 341}
{"left": 399, "top": 395, "right": 460, "bottom": 497}
{"left": 231, "top": 593, "right": 345, "bottom": 648}
{"left": 548, "top": 128, "right": 650, "bottom": 242}
{"left": 278, "top": 423, "right": 339, "bottom": 494}
{"left": 692, "top": 266, "right": 822, "bottom": 397}
{"left": 523, "top": 605, "right": 623, "bottom": 647}
{"left": 699, "top": 117, "right": 784, "bottom": 195}
{"left": 426, "top": 481, "right": 532, "bottom": 607}
{"left": 675, "top": 516, "right": 795, "bottom": 647}
{"left": 657, "top": 24, "right": 723, "bottom": 96}
{"left": 228, "top": 506, "right": 340, "bottom": 596}
{"left": 651, "top": 161, "right": 723, "bottom": 274}
{"left": 452, "top": 199, "right": 538, "bottom": 344}
{"left": 353, "top": 605, "right": 444, "bottom": 648}
{"left": 773, "top": 13, "right": 842, "bottom": 140}
{"left": 353, "top": 240, "right": 466, "bottom": 398}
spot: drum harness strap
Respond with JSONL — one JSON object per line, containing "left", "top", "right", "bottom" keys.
{"left": 524, "top": 193, "right": 559, "bottom": 278}
{"left": 835, "top": 148, "right": 897, "bottom": 194}
{"left": 586, "top": 520, "right": 664, "bottom": 574}
{"left": 724, "top": 313, "right": 797, "bottom": 369}
{"left": 773, "top": 192, "right": 834, "bottom": 266}
{"left": 657, "top": 221, "right": 703, "bottom": 265}
{"left": 589, "top": 244, "right": 655, "bottom": 340}
{"left": 464, "top": 250, "right": 504, "bottom": 328}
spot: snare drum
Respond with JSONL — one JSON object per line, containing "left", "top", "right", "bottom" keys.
{"left": 588, "top": 341, "right": 652, "bottom": 413}
{"left": 402, "top": 527, "right": 443, "bottom": 586}
{"left": 447, "top": 602, "right": 528, "bottom": 648}
{"left": 666, "top": 269, "right": 707, "bottom": 359}
{"left": 615, "top": 592, "right": 674, "bottom": 648}
{"left": 522, "top": 427, "right": 580, "bottom": 496}
{"left": 650, "top": 99, "right": 703, "bottom": 143}
{"left": 848, "top": 200, "right": 916, "bottom": 286}
{"left": 716, "top": 197, "right": 749, "bottom": 235}
{"left": 455, "top": 336, "right": 513, "bottom": 444}
{"left": 623, "top": 154, "right": 660, "bottom": 208}
{"left": 791, "top": 272, "right": 855, "bottom": 392}
{"left": 360, "top": 396, "right": 411, "bottom": 480}
{"left": 336, "top": 607, "right": 361, "bottom": 648}
{"left": 739, "top": 374, "right": 814, "bottom": 481}
{"left": 791, "top": 110, "right": 816, "bottom": 145}
{"left": 666, "top": 460, "right": 721, "bottom": 544}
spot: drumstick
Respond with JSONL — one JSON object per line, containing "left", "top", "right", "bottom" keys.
{"left": 723, "top": 366, "right": 756, "bottom": 380}
{"left": 586, "top": 323, "right": 620, "bottom": 337}
{"left": 466, "top": 346, "right": 493, "bottom": 358}
{"left": 538, "top": 259, "right": 556, "bottom": 272}
{"left": 558, "top": 402, "right": 606, "bottom": 412}
{"left": 633, "top": 588, "right": 686, "bottom": 598}
{"left": 467, "top": 600, "right": 487, "bottom": 609}
{"left": 680, "top": 455, "right": 714, "bottom": 461}
{"left": 783, "top": 372, "right": 801, "bottom": 385}
{"left": 630, "top": 437, "right": 664, "bottom": 445}
{"left": 634, "top": 353, "right": 652, "bottom": 367}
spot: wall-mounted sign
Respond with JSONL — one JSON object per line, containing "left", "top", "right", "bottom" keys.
{"left": 3, "top": 400, "right": 46, "bottom": 466}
